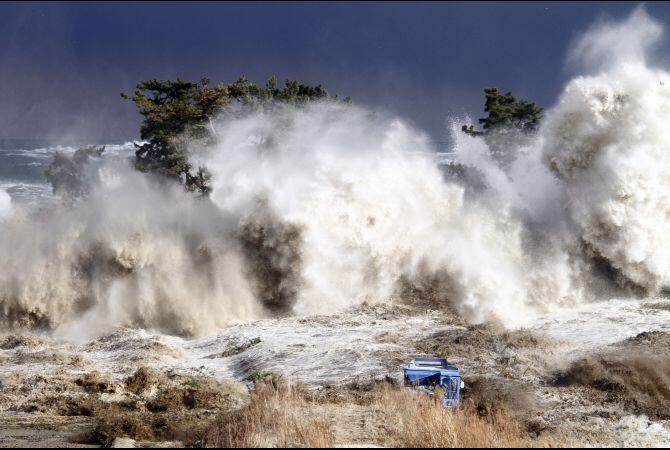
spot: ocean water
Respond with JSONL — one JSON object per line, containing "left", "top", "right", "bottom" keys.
{"left": 0, "top": 138, "right": 456, "bottom": 209}
{"left": 0, "top": 139, "right": 135, "bottom": 206}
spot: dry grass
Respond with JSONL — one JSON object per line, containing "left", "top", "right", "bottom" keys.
{"left": 201, "top": 382, "right": 334, "bottom": 448}
{"left": 376, "top": 386, "right": 531, "bottom": 448}
{"left": 199, "top": 380, "right": 563, "bottom": 448}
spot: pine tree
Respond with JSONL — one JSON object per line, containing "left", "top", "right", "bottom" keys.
{"left": 123, "top": 76, "right": 347, "bottom": 194}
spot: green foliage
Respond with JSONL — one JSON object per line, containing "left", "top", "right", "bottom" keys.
{"left": 122, "top": 78, "right": 226, "bottom": 194}
{"left": 227, "top": 75, "right": 344, "bottom": 110}
{"left": 123, "top": 76, "right": 347, "bottom": 194}
{"left": 462, "top": 88, "right": 543, "bottom": 166}
{"left": 45, "top": 146, "right": 105, "bottom": 201}
{"left": 462, "top": 87, "right": 543, "bottom": 136}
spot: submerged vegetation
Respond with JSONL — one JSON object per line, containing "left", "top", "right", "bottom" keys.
{"left": 44, "top": 145, "right": 105, "bottom": 201}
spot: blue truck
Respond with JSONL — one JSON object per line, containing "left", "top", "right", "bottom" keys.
{"left": 403, "top": 357, "right": 463, "bottom": 407}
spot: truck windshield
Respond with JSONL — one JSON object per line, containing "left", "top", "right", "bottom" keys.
{"left": 407, "top": 373, "right": 441, "bottom": 390}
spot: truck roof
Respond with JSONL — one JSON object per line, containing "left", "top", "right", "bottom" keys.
{"left": 405, "top": 357, "right": 460, "bottom": 375}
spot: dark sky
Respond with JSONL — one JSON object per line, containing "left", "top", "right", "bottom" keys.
{"left": 1, "top": 1, "right": 669, "bottom": 142}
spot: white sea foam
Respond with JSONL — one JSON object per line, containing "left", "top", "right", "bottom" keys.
{"left": 544, "top": 7, "right": 670, "bottom": 292}
{"left": 0, "top": 8, "right": 668, "bottom": 338}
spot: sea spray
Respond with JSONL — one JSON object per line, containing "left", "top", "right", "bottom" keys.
{"left": 204, "top": 104, "right": 580, "bottom": 326}
{"left": 543, "top": 7, "right": 670, "bottom": 292}
{"left": 0, "top": 104, "right": 576, "bottom": 335}
{"left": 0, "top": 162, "right": 260, "bottom": 337}
{"left": 0, "top": 189, "right": 12, "bottom": 220}
{"left": 0, "top": 8, "right": 668, "bottom": 337}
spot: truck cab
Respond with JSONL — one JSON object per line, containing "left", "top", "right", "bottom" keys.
{"left": 403, "top": 357, "right": 463, "bottom": 407}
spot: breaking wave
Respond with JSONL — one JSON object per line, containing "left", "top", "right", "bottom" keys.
{"left": 0, "top": 7, "right": 669, "bottom": 337}
{"left": 543, "top": 7, "right": 670, "bottom": 292}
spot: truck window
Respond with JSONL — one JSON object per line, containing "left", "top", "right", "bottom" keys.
{"left": 407, "top": 373, "right": 441, "bottom": 390}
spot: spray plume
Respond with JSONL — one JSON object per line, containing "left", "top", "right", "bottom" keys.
{"left": 0, "top": 7, "right": 668, "bottom": 337}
